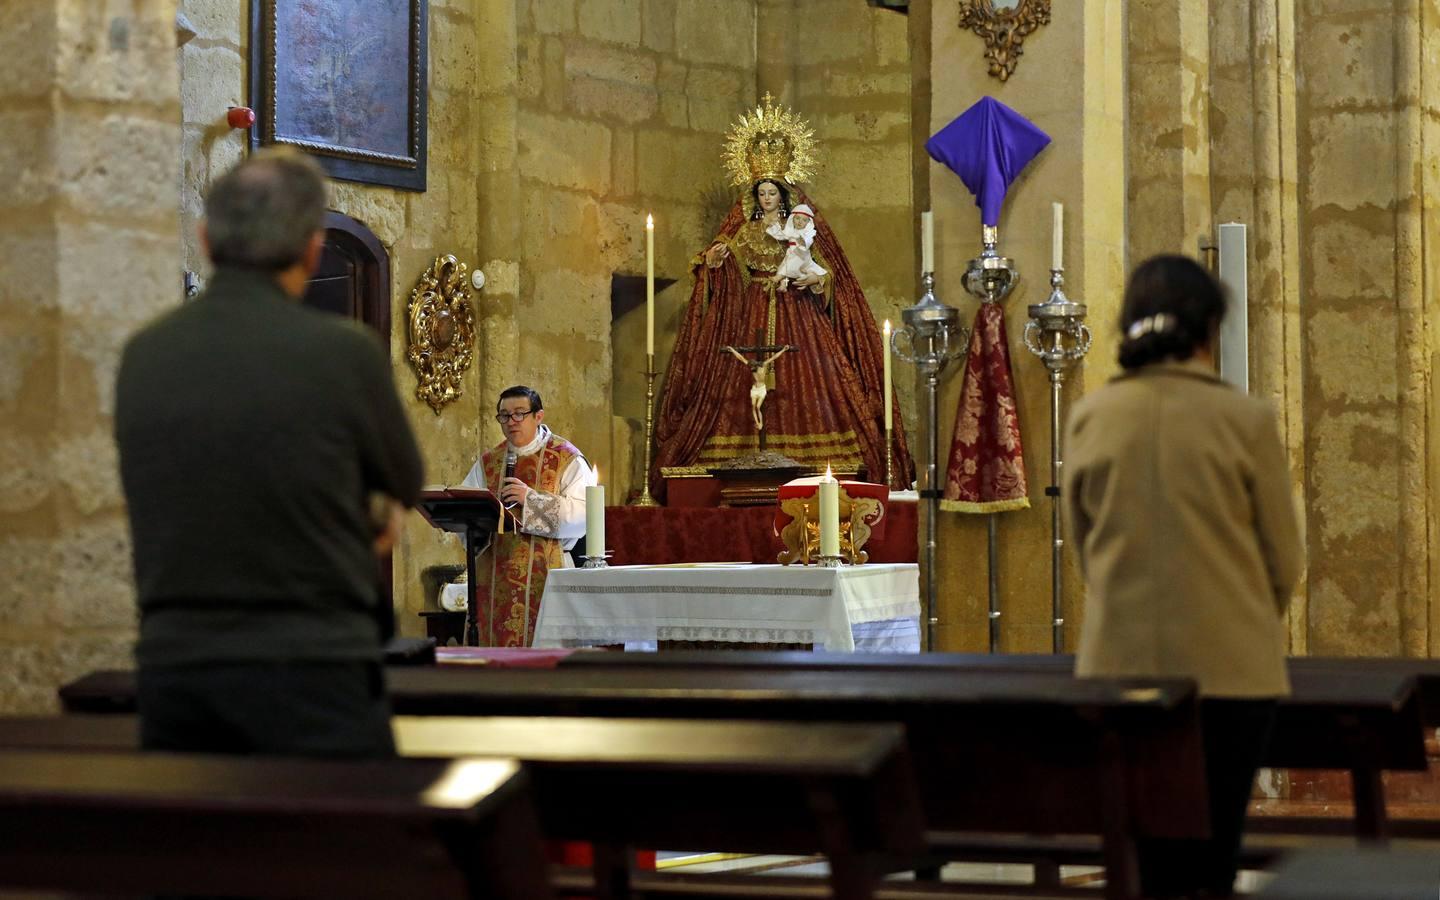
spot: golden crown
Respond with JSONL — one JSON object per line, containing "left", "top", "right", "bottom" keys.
{"left": 722, "top": 93, "right": 819, "bottom": 188}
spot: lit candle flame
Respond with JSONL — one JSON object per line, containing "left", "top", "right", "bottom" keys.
{"left": 646, "top": 214, "right": 653, "bottom": 230}
{"left": 884, "top": 319, "right": 891, "bottom": 334}
{"left": 825, "top": 464, "right": 833, "bottom": 480}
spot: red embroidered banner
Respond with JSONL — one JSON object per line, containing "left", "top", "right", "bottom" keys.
{"left": 941, "top": 303, "right": 1029, "bottom": 513}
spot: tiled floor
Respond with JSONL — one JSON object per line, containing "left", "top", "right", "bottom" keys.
{"left": 656, "top": 851, "right": 1277, "bottom": 892}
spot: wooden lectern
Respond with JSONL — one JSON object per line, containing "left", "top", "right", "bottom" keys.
{"left": 416, "top": 487, "right": 507, "bottom": 646}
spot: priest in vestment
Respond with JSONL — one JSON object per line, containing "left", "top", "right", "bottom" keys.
{"left": 651, "top": 96, "right": 915, "bottom": 497}
{"left": 460, "top": 385, "right": 594, "bottom": 646}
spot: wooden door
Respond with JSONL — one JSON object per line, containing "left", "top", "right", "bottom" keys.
{"left": 301, "top": 212, "right": 397, "bottom": 612}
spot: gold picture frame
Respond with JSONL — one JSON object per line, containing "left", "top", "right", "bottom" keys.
{"left": 957, "top": 0, "right": 1052, "bottom": 82}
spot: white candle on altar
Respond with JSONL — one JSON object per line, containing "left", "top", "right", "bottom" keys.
{"left": 920, "top": 210, "right": 934, "bottom": 274}
{"left": 818, "top": 466, "right": 840, "bottom": 559}
{"left": 1051, "top": 202, "right": 1064, "bottom": 271}
{"left": 585, "top": 467, "right": 606, "bottom": 560}
{"left": 882, "top": 319, "right": 893, "bottom": 431}
{"left": 645, "top": 214, "right": 655, "bottom": 356}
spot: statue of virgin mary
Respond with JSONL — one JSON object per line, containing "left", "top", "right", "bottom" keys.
{"left": 651, "top": 95, "right": 915, "bottom": 497}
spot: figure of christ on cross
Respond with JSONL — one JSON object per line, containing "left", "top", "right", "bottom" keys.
{"left": 721, "top": 335, "right": 796, "bottom": 445}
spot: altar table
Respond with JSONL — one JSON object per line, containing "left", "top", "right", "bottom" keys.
{"left": 532, "top": 563, "right": 921, "bottom": 652}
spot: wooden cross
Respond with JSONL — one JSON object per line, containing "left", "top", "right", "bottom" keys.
{"left": 720, "top": 329, "right": 798, "bottom": 450}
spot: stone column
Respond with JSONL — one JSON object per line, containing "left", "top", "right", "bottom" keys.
{"left": 1125, "top": 0, "right": 1213, "bottom": 263}
{"left": 1208, "top": 0, "right": 1308, "bottom": 651}
{"left": 927, "top": 1, "right": 1127, "bottom": 651}
{"left": 1294, "top": 0, "right": 1437, "bottom": 656}
{"left": 0, "top": 0, "right": 181, "bottom": 711}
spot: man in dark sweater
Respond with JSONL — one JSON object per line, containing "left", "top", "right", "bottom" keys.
{"left": 115, "top": 149, "right": 423, "bottom": 757}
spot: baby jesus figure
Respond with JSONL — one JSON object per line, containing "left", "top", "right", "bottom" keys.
{"left": 767, "top": 203, "right": 828, "bottom": 291}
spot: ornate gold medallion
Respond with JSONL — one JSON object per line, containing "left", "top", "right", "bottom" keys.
{"left": 406, "top": 254, "right": 476, "bottom": 414}
{"left": 957, "top": 0, "right": 1051, "bottom": 82}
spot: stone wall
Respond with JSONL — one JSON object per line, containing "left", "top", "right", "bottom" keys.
{"left": 175, "top": 0, "right": 485, "bottom": 637}
{"left": 0, "top": 0, "right": 181, "bottom": 712}
{"left": 1290, "top": 0, "right": 1438, "bottom": 655}
{"left": 1205, "top": 0, "right": 1308, "bottom": 650}
{"left": 509, "top": 0, "right": 757, "bottom": 504}
{"left": 926, "top": 1, "right": 1126, "bottom": 651}
{"left": 770, "top": 0, "right": 918, "bottom": 435}
{"left": 1115, "top": 0, "right": 1440, "bottom": 656}
{"left": 174, "top": 0, "right": 911, "bottom": 643}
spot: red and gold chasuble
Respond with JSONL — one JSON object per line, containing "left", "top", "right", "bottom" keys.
{"left": 474, "top": 435, "right": 581, "bottom": 647}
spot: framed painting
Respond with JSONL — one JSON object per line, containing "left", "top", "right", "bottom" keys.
{"left": 250, "top": 0, "right": 428, "bottom": 192}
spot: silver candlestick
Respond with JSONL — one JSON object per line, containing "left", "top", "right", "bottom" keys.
{"left": 961, "top": 225, "right": 1018, "bottom": 655}
{"left": 892, "top": 269, "right": 968, "bottom": 653}
{"left": 1023, "top": 268, "right": 1092, "bottom": 654}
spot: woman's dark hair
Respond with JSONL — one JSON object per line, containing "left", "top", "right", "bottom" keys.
{"left": 1117, "top": 254, "right": 1227, "bottom": 370}
{"left": 750, "top": 179, "right": 792, "bottom": 220}
{"left": 496, "top": 385, "right": 542, "bottom": 412}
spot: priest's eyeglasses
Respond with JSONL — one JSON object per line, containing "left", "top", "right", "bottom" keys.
{"left": 494, "top": 410, "right": 535, "bottom": 424}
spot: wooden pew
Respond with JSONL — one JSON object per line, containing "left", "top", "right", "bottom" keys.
{"left": 559, "top": 650, "right": 1430, "bottom": 840}
{"left": 0, "top": 714, "right": 926, "bottom": 900}
{"left": 60, "top": 655, "right": 1427, "bottom": 840}
{"left": 52, "top": 669, "right": 1205, "bottom": 900}
{"left": 0, "top": 748, "right": 551, "bottom": 899}
{"left": 388, "top": 666, "right": 1208, "bottom": 900}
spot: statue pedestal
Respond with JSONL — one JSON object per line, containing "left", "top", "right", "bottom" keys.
{"left": 707, "top": 450, "right": 808, "bottom": 507}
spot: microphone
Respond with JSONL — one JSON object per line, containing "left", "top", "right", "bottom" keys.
{"left": 502, "top": 449, "right": 518, "bottom": 509}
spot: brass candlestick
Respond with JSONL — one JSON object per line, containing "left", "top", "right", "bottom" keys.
{"left": 884, "top": 425, "right": 893, "bottom": 489}
{"left": 632, "top": 353, "right": 660, "bottom": 507}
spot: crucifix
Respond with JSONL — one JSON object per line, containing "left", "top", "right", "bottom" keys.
{"left": 720, "top": 329, "right": 796, "bottom": 450}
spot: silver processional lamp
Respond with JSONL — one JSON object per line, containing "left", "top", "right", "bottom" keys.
{"left": 1023, "top": 265, "right": 1091, "bottom": 654}
{"left": 960, "top": 226, "right": 1018, "bottom": 655}
{"left": 892, "top": 251, "right": 969, "bottom": 653}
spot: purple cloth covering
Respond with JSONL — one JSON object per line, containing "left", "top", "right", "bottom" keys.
{"left": 926, "top": 97, "right": 1051, "bottom": 226}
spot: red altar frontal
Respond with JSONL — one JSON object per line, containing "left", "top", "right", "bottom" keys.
{"left": 605, "top": 501, "right": 918, "bottom": 566}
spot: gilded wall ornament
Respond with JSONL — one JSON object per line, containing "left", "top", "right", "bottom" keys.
{"left": 957, "top": 0, "right": 1051, "bottom": 82}
{"left": 407, "top": 255, "right": 475, "bottom": 414}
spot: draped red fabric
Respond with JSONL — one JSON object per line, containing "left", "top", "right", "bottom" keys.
{"left": 941, "top": 303, "right": 1029, "bottom": 513}
{"left": 605, "top": 504, "right": 918, "bottom": 566}
{"left": 651, "top": 194, "right": 915, "bottom": 498}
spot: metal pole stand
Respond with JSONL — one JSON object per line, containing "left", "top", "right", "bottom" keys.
{"left": 892, "top": 272, "right": 968, "bottom": 652}
{"left": 961, "top": 225, "right": 1019, "bottom": 654}
{"left": 631, "top": 353, "right": 660, "bottom": 507}
{"left": 1023, "top": 268, "right": 1092, "bottom": 654}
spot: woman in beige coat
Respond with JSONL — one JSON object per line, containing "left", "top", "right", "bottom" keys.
{"left": 1063, "top": 255, "right": 1303, "bottom": 899}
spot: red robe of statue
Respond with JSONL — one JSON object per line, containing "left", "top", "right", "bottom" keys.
{"left": 651, "top": 193, "right": 915, "bottom": 498}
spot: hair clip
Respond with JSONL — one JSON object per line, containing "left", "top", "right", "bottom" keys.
{"left": 1125, "top": 313, "right": 1173, "bottom": 340}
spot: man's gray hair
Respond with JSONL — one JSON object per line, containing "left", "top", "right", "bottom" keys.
{"left": 203, "top": 148, "right": 329, "bottom": 270}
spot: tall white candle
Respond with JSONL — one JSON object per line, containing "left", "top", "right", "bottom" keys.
{"left": 920, "top": 210, "right": 934, "bottom": 274}
{"left": 646, "top": 214, "right": 655, "bottom": 356}
{"left": 1051, "top": 202, "right": 1064, "bottom": 271}
{"left": 585, "top": 467, "right": 605, "bottom": 559}
{"left": 882, "top": 320, "right": 893, "bottom": 431}
{"left": 818, "top": 466, "right": 840, "bottom": 559}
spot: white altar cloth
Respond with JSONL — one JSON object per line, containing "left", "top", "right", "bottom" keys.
{"left": 531, "top": 562, "right": 920, "bottom": 652}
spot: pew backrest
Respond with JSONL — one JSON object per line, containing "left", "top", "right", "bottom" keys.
{"left": 0, "top": 749, "right": 551, "bottom": 900}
